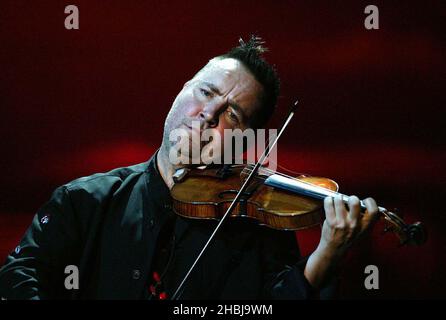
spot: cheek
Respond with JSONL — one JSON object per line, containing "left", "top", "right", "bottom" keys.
{"left": 212, "top": 119, "right": 230, "bottom": 144}
{"left": 216, "top": 113, "right": 234, "bottom": 130}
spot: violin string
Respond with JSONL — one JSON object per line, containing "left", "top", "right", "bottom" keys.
{"left": 244, "top": 164, "right": 303, "bottom": 181}
{"left": 244, "top": 163, "right": 294, "bottom": 179}
{"left": 257, "top": 165, "right": 305, "bottom": 181}
{"left": 242, "top": 167, "right": 342, "bottom": 202}
{"left": 244, "top": 166, "right": 338, "bottom": 195}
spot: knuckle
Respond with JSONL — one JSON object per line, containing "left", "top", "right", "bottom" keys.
{"left": 364, "top": 197, "right": 379, "bottom": 212}
{"left": 328, "top": 221, "right": 337, "bottom": 229}
{"left": 349, "top": 195, "right": 360, "bottom": 204}
{"left": 365, "top": 197, "right": 377, "bottom": 206}
{"left": 336, "top": 222, "right": 346, "bottom": 230}
{"left": 327, "top": 218, "right": 337, "bottom": 227}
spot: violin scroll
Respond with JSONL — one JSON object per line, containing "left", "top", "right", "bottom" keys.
{"left": 381, "top": 209, "right": 427, "bottom": 246}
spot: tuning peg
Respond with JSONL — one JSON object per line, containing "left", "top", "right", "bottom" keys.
{"left": 393, "top": 207, "right": 404, "bottom": 219}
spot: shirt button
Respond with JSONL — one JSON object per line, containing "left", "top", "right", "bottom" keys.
{"left": 132, "top": 269, "right": 141, "bottom": 280}
{"left": 14, "top": 246, "right": 21, "bottom": 254}
{"left": 149, "top": 219, "right": 155, "bottom": 228}
{"left": 164, "top": 204, "right": 171, "bottom": 210}
{"left": 40, "top": 215, "right": 50, "bottom": 224}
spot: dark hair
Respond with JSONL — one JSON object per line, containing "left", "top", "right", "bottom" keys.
{"left": 218, "top": 35, "right": 280, "bottom": 128}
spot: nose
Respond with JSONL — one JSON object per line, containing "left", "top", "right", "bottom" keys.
{"left": 199, "top": 105, "right": 220, "bottom": 128}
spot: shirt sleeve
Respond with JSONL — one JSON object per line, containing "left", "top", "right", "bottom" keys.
{"left": 0, "top": 186, "right": 81, "bottom": 300}
{"left": 262, "top": 230, "right": 339, "bottom": 300}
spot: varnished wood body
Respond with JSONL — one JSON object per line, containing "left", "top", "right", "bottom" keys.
{"left": 170, "top": 166, "right": 339, "bottom": 231}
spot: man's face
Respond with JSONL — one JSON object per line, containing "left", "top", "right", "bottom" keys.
{"left": 162, "top": 57, "right": 264, "bottom": 166}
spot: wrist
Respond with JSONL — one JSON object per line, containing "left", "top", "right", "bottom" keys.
{"left": 314, "top": 241, "right": 346, "bottom": 262}
{"left": 304, "top": 242, "right": 344, "bottom": 289}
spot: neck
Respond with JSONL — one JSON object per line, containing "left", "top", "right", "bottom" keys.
{"left": 156, "top": 146, "right": 176, "bottom": 190}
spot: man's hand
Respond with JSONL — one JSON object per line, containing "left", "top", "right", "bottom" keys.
{"left": 304, "top": 195, "right": 379, "bottom": 289}
{"left": 320, "top": 195, "right": 379, "bottom": 256}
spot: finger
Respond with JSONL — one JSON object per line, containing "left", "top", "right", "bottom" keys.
{"left": 361, "top": 197, "right": 379, "bottom": 232}
{"left": 334, "top": 195, "right": 347, "bottom": 226}
{"left": 347, "top": 195, "right": 361, "bottom": 224}
{"left": 324, "top": 196, "right": 336, "bottom": 225}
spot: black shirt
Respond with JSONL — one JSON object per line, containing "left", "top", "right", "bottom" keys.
{"left": 0, "top": 152, "right": 330, "bottom": 300}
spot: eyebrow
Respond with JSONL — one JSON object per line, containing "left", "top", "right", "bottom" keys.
{"left": 202, "top": 81, "right": 222, "bottom": 95}
{"left": 201, "top": 81, "right": 247, "bottom": 121}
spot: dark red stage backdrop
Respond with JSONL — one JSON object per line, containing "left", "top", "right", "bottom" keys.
{"left": 0, "top": 0, "right": 445, "bottom": 299}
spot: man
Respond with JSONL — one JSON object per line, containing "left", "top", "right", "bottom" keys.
{"left": 0, "top": 36, "right": 378, "bottom": 299}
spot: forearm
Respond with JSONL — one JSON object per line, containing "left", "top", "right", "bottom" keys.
{"left": 304, "top": 243, "right": 343, "bottom": 289}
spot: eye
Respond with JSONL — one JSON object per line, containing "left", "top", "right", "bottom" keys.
{"left": 200, "top": 88, "right": 212, "bottom": 98}
{"left": 226, "top": 109, "right": 239, "bottom": 123}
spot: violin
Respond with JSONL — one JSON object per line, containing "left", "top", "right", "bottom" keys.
{"left": 171, "top": 164, "right": 426, "bottom": 246}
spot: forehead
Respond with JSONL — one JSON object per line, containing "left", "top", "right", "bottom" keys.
{"left": 194, "top": 58, "right": 263, "bottom": 105}
{"left": 196, "top": 57, "right": 257, "bottom": 88}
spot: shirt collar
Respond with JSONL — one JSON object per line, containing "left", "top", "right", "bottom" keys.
{"left": 146, "top": 149, "right": 172, "bottom": 210}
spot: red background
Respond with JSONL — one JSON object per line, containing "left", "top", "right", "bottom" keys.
{"left": 0, "top": 0, "right": 445, "bottom": 298}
